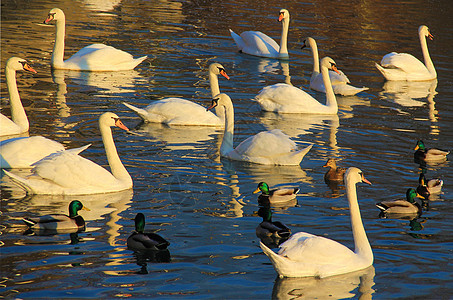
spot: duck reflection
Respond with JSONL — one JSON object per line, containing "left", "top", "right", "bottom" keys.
{"left": 256, "top": 206, "right": 291, "bottom": 249}
{"left": 272, "top": 265, "right": 375, "bottom": 300}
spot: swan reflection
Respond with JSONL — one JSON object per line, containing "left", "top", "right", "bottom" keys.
{"left": 379, "top": 79, "right": 437, "bottom": 108}
{"left": 272, "top": 266, "right": 375, "bottom": 300}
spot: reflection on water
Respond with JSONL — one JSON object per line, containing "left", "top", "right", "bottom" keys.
{"left": 379, "top": 79, "right": 438, "bottom": 108}
{"left": 272, "top": 266, "right": 375, "bottom": 300}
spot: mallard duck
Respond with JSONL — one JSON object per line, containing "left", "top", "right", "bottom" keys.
{"left": 254, "top": 182, "right": 299, "bottom": 204}
{"left": 22, "top": 200, "right": 89, "bottom": 231}
{"left": 127, "top": 213, "right": 170, "bottom": 251}
{"left": 417, "top": 173, "right": 443, "bottom": 199}
{"left": 256, "top": 207, "right": 291, "bottom": 239}
{"left": 323, "top": 158, "right": 347, "bottom": 182}
{"left": 414, "top": 140, "right": 449, "bottom": 162}
{"left": 376, "top": 188, "right": 422, "bottom": 214}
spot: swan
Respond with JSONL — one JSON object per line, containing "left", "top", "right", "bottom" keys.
{"left": 254, "top": 182, "right": 299, "bottom": 204}
{"left": 123, "top": 63, "right": 230, "bottom": 126}
{"left": 229, "top": 9, "right": 290, "bottom": 59}
{"left": 207, "top": 93, "right": 313, "bottom": 165}
{"left": 4, "top": 112, "right": 132, "bottom": 195}
{"left": 375, "top": 25, "right": 436, "bottom": 81}
{"left": 127, "top": 213, "right": 170, "bottom": 251}
{"left": 22, "top": 200, "right": 89, "bottom": 232}
{"left": 254, "top": 57, "right": 340, "bottom": 114}
{"left": 0, "top": 57, "right": 37, "bottom": 136}
{"left": 0, "top": 136, "right": 91, "bottom": 169}
{"left": 323, "top": 158, "right": 347, "bottom": 182}
{"left": 260, "top": 167, "right": 373, "bottom": 278}
{"left": 301, "top": 37, "right": 368, "bottom": 96}
{"left": 44, "top": 8, "right": 147, "bottom": 71}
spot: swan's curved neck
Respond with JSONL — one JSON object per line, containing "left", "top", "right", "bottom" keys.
{"left": 52, "top": 17, "right": 66, "bottom": 68}
{"left": 321, "top": 65, "right": 338, "bottom": 113}
{"left": 279, "top": 18, "right": 289, "bottom": 58}
{"left": 345, "top": 177, "right": 373, "bottom": 261}
{"left": 309, "top": 39, "right": 320, "bottom": 76}
{"left": 209, "top": 71, "right": 225, "bottom": 122}
{"left": 220, "top": 100, "right": 235, "bottom": 156}
{"left": 419, "top": 31, "right": 436, "bottom": 77}
{"left": 6, "top": 65, "right": 28, "bottom": 132}
{"left": 99, "top": 122, "right": 132, "bottom": 184}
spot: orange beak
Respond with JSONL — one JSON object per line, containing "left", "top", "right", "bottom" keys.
{"left": 24, "top": 64, "right": 37, "bottom": 74}
{"left": 115, "top": 119, "right": 129, "bottom": 131}
{"left": 361, "top": 174, "right": 372, "bottom": 185}
{"left": 44, "top": 14, "right": 54, "bottom": 24}
{"left": 331, "top": 65, "right": 341, "bottom": 75}
{"left": 278, "top": 13, "right": 284, "bottom": 22}
{"left": 220, "top": 70, "right": 230, "bottom": 80}
{"left": 428, "top": 32, "right": 434, "bottom": 40}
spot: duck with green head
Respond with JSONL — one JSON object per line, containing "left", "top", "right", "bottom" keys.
{"left": 254, "top": 182, "right": 299, "bottom": 204}
{"left": 256, "top": 206, "right": 291, "bottom": 239}
{"left": 414, "top": 140, "right": 449, "bottom": 163}
{"left": 22, "top": 200, "right": 89, "bottom": 231}
{"left": 417, "top": 172, "right": 443, "bottom": 199}
{"left": 127, "top": 213, "right": 170, "bottom": 251}
{"left": 376, "top": 188, "right": 423, "bottom": 215}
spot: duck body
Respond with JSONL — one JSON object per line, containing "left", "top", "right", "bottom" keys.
{"left": 417, "top": 173, "right": 442, "bottom": 198}
{"left": 254, "top": 182, "right": 299, "bottom": 204}
{"left": 123, "top": 63, "right": 229, "bottom": 126}
{"left": 22, "top": 200, "right": 88, "bottom": 231}
{"left": 375, "top": 25, "right": 436, "bottom": 81}
{"left": 230, "top": 9, "right": 289, "bottom": 59}
{"left": 208, "top": 93, "right": 313, "bottom": 165}
{"left": 323, "top": 158, "right": 347, "bottom": 182}
{"left": 414, "top": 140, "right": 449, "bottom": 162}
{"left": 4, "top": 113, "right": 132, "bottom": 195}
{"left": 260, "top": 167, "right": 373, "bottom": 278}
{"left": 127, "top": 213, "right": 170, "bottom": 251}
{"left": 254, "top": 57, "right": 340, "bottom": 114}
{"left": 0, "top": 57, "right": 37, "bottom": 137}
{"left": 44, "top": 8, "right": 146, "bottom": 71}
{"left": 302, "top": 37, "right": 368, "bottom": 96}
{"left": 256, "top": 207, "right": 291, "bottom": 239}
{"left": 376, "top": 188, "right": 422, "bottom": 214}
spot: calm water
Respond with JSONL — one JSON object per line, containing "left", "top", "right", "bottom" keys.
{"left": 1, "top": 0, "right": 453, "bottom": 298}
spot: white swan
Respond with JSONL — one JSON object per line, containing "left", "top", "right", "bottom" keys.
{"left": 260, "top": 167, "right": 373, "bottom": 278}
{"left": 302, "top": 37, "right": 369, "bottom": 96}
{"left": 44, "top": 8, "right": 147, "bottom": 71}
{"left": 207, "top": 93, "right": 313, "bottom": 165}
{"left": 123, "top": 63, "right": 230, "bottom": 126}
{"left": 375, "top": 25, "right": 436, "bottom": 81}
{"left": 4, "top": 112, "right": 132, "bottom": 195}
{"left": 255, "top": 57, "right": 340, "bottom": 114}
{"left": 0, "top": 136, "right": 91, "bottom": 169}
{"left": 0, "top": 57, "right": 37, "bottom": 137}
{"left": 229, "top": 9, "right": 290, "bottom": 59}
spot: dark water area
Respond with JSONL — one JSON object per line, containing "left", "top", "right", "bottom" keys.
{"left": 1, "top": 0, "right": 452, "bottom": 298}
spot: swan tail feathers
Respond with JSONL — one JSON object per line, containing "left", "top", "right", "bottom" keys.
{"left": 229, "top": 29, "right": 245, "bottom": 51}
{"left": 134, "top": 56, "right": 148, "bottom": 67}
{"left": 123, "top": 102, "right": 149, "bottom": 120}
{"left": 66, "top": 144, "right": 91, "bottom": 155}
{"left": 3, "top": 170, "right": 33, "bottom": 194}
{"left": 295, "top": 144, "right": 313, "bottom": 160}
{"left": 260, "top": 241, "right": 290, "bottom": 277}
{"left": 22, "top": 218, "right": 37, "bottom": 227}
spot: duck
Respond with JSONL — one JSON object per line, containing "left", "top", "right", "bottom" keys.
{"left": 254, "top": 57, "right": 340, "bottom": 114}
{"left": 207, "top": 93, "right": 313, "bottom": 165}
{"left": 254, "top": 182, "right": 299, "bottom": 204}
{"left": 375, "top": 188, "right": 423, "bottom": 215}
{"left": 229, "top": 9, "right": 290, "bottom": 59}
{"left": 256, "top": 207, "right": 291, "bottom": 240}
{"left": 22, "top": 200, "right": 90, "bottom": 231}
{"left": 0, "top": 57, "right": 37, "bottom": 136}
{"left": 301, "top": 37, "right": 368, "bottom": 96}
{"left": 123, "top": 63, "right": 230, "bottom": 126}
{"left": 414, "top": 140, "right": 449, "bottom": 162}
{"left": 127, "top": 213, "right": 170, "bottom": 251}
{"left": 260, "top": 167, "right": 373, "bottom": 278}
{"left": 44, "top": 8, "right": 147, "bottom": 71}
{"left": 0, "top": 136, "right": 91, "bottom": 169}
{"left": 323, "top": 158, "right": 347, "bottom": 182}
{"left": 417, "top": 173, "right": 443, "bottom": 199}
{"left": 375, "top": 25, "right": 436, "bottom": 81}
{"left": 4, "top": 112, "right": 132, "bottom": 195}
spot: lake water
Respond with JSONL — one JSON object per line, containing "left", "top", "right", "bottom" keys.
{"left": 1, "top": 0, "right": 452, "bottom": 298}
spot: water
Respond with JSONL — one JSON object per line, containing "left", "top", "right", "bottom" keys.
{"left": 1, "top": 0, "right": 452, "bottom": 298}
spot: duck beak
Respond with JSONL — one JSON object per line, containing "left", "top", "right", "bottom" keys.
{"left": 82, "top": 206, "right": 91, "bottom": 211}
{"left": 414, "top": 145, "right": 420, "bottom": 151}
{"left": 253, "top": 188, "right": 261, "bottom": 194}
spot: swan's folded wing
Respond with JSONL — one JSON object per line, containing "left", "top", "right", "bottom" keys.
{"left": 234, "top": 129, "right": 296, "bottom": 158}
{"left": 240, "top": 31, "right": 279, "bottom": 56}
{"left": 380, "top": 52, "right": 428, "bottom": 73}
{"left": 67, "top": 44, "right": 134, "bottom": 66}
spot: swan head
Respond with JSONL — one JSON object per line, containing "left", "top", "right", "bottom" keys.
{"left": 278, "top": 9, "right": 290, "bottom": 22}
{"left": 6, "top": 57, "right": 37, "bottom": 73}
{"left": 209, "top": 63, "right": 230, "bottom": 80}
{"left": 134, "top": 213, "right": 146, "bottom": 233}
{"left": 419, "top": 25, "right": 433, "bottom": 40}
{"left": 344, "top": 167, "right": 372, "bottom": 186}
{"left": 44, "top": 8, "right": 65, "bottom": 24}
{"left": 68, "top": 200, "right": 90, "bottom": 218}
{"left": 301, "top": 37, "right": 315, "bottom": 50}
{"left": 254, "top": 182, "right": 270, "bottom": 195}
{"left": 99, "top": 112, "right": 129, "bottom": 131}
{"left": 206, "top": 93, "right": 232, "bottom": 111}
{"left": 320, "top": 57, "right": 341, "bottom": 75}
